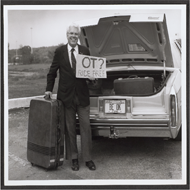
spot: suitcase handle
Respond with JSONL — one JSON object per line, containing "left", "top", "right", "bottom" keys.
{"left": 128, "top": 75, "right": 138, "bottom": 78}
{"left": 44, "top": 94, "right": 51, "bottom": 101}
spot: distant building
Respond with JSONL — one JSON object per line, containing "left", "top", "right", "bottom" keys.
{"left": 12, "top": 55, "right": 23, "bottom": 65}
{"left": 9, "top": 46, "right": 33, "bottom": 65}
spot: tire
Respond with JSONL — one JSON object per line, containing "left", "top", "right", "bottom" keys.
{"left": 174, "top": 127, "right": 181, "bottom": 141}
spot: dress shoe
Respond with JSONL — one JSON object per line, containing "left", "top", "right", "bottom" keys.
{"left": 71, "top": 159, "right": 79, "bottom": 171}
{"left": 85, "top": 160, "right": 96, "bottom": 170}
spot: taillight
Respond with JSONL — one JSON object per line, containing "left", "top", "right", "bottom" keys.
{"left": 170, "top": 95, "right": 176, "bottom": 126}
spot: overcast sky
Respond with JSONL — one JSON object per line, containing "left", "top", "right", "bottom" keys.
{"left": 6, "top": 5, "right": 183, "bottom": 50}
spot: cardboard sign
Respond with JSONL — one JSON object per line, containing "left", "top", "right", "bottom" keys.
{"left": 76, "top": 54, "right": 107, "bottom": 78}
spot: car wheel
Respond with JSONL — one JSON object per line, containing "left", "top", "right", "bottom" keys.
{"left": 174, "top": 127, "right": 181, "bottom": 141}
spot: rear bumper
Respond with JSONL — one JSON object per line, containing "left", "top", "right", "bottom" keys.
{"left": 76, "top": 118, "right": 178, "bottom": 139}
{"left": 89, "top": 118, "right": 169, "bottom": 127}
{"left": 90, "top": 118, "right": 172, "bottom": 138}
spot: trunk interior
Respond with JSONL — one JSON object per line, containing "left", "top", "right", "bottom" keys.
{"left": 88, "top": 70, "right": 170, "bottom": 96}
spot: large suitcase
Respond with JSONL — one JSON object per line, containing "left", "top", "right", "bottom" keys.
{"left": 114, "top": 77, "right": 154, "bottom": 95}
{"left": 27, "top": 97, "right": 65, "bottom": 170}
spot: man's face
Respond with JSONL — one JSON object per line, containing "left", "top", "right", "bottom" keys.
{"left": 67, "top": 26, "right": 80, "bottom": 47}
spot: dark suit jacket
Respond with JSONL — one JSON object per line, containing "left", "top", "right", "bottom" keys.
{"left": 46, "top": 44, "right": 90, "bottom": 108}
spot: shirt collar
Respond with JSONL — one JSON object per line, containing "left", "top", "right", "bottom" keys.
{"left": 67, "top": 44, "right": 78, "bottom": 52}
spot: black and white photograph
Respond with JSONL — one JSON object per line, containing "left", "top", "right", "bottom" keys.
{"left": 2, "top": 2, "right": 189, "bottom": 189}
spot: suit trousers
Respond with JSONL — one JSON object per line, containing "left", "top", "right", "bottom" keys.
{"left": 64, "top": 93, "right": 92, "bottom": 162}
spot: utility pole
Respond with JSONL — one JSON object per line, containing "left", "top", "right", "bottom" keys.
{"left": 31, "top": 27, "right": 33, "bottom": 54}
{"left": 16, "top": 41, "right": 17, "bottom": 56}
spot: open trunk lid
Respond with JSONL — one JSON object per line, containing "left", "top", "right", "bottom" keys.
{"left": 79, "top": 14, "right": 174, "bottom": 67}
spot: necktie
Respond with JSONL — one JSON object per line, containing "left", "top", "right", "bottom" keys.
{"left": 71, "top": 48, "right": 76, "bottom": 74}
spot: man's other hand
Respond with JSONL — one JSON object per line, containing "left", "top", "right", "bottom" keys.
{"left": 44, "top": 91, "right": 52, "bottom": 99}
{"left": 88, "top": 77, "right": 96, "bottom": 81}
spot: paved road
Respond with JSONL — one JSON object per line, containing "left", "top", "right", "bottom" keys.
{"left": 8, "top": 108, "right": 181, "bottom": 183}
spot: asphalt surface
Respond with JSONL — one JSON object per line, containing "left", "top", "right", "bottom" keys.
{"left": 7, "top": 107, "right": 182, "bottom": 184}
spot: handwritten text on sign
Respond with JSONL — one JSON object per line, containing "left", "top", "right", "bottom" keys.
{"left": 76, "top": 54, "right": 107, "bottom": 78}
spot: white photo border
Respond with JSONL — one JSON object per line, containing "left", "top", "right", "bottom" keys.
{"left": 3, "top": 3, "right": 188, "bottom": 188}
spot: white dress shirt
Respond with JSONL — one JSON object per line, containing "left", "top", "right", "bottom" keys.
{"left": 67, "top": 44, "right": 78, "bottom": 68}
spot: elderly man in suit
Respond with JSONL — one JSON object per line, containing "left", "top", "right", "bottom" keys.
{"left": 45, "top": 23, "right": 96, "bottom": 171}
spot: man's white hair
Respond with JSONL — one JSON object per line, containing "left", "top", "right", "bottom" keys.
{"left": 66, "top": 23, "right": 81, "bottom": 35}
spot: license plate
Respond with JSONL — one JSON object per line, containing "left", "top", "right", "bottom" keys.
{"left": 105, "top": 100, "right": 126, "bottom": 114}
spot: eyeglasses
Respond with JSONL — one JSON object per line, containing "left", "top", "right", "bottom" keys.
{"left": 68, "top": 32, "right": 80, "bottom": 36}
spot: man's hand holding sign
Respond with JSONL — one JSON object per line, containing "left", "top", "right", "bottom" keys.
{"left": 76, "top": 54, "right": 107, "bottom": 79}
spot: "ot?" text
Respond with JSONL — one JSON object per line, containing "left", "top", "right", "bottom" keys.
{"left": 76, "top": 54, "right": 107, "bottom": 78}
